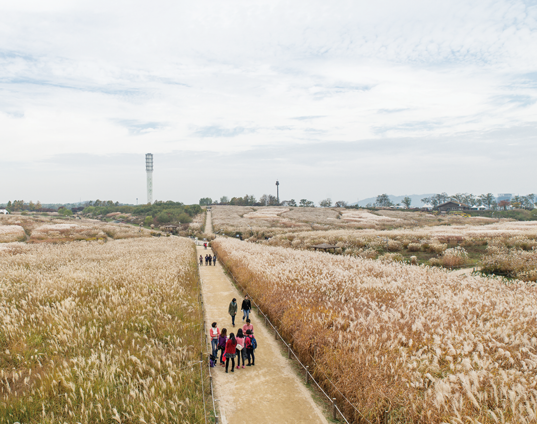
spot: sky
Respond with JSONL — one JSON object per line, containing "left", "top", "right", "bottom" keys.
{"left": 1, "top": 0, "right": 536, "bottom": 205}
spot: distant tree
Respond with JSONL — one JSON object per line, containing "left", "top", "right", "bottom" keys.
{"left": 35, "top": 201, "right": 42, "bottom": 210}
{"left": 7, "top": 201, "right": 12, "bottom": 211}
{"left": 267, "top": 195, "right": 279, "bottom": 206}
{"left": 479, "top": 193, "right": 495, "bottom": 209}
{"left": 156, "top": 212, "right": 171, "bottom": 223}
{"left": 219, "top": 196, "right": 229, "bottom": 204}
{"left": 375, "top": 194, "right": 393, "bottom": 207}
{"left": 144, "top": 216, "right": 153, "bottom": 226}
{"left": 259, "top": 194, "right": 268, "bottom": 206}
{"left": 402, "top": 197, "right": 412, "bottom": 208}
{"left": 286, "top": 199, "right": 297, "bottom": 207}
{"left": 28, "top": 201, "right": 36, "bottom": 211}
{"left": 199, "top": 198, "right": 213, "bottom": 206}
{"left": 498, "top": 200, "right": 510, "bottom": 210}
{"left": 523, "top": 194, "right": 535, "bottom": 210}
{"left": 59, "top": 208, "right": 73, "bottom": 216}
{"left": 421, "top": 196, "right": 432, "bottom": 206}
{"left": 244, "top": 194, "right": 257, "bottom": 206}
{"left": 319, "top": 198, "right": 332, "bottom": 208}
{"left": 334, "top": 200, "right": 347, "bottom": 208}
{"left": 299, "top": 199, "right": 314, "bottom": 207}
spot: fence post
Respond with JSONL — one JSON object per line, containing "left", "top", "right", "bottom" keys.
{"left": 305, "top": 366, "right": 309, "bottom": 384}
{"left": 288, "top": 346, "right": 291, "bottom": 359}
{"left": 264, "top": 316, "right": 267, "bottom": 325}
{"left": 274, "top": 328, "right": 278, "bottom": 340}
{"left": 384, "top": 410, "right": 388, "bottom": 424}
{"left": 332, "top": 398, "right": 337, "bottom": 420}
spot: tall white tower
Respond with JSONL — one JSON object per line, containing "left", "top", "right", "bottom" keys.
{"left": 146, "top": 153, "right": 153, "bottom": 204}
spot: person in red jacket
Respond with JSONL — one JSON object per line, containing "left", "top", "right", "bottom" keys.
{"left": 224, "top": 333, "right": 238, "bottom": 373}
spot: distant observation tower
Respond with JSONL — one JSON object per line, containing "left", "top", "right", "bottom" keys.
{"left": 146, "top": 153, "right": 153, "bottom": 204}
{"left": 276, "top": 180, "right": 280, "bottom": 204}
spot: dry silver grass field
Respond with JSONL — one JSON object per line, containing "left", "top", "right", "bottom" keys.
{"left": 211, "top": 205, "right": 501, "bottom": 237}
{"left": 0, "top": 215, "right": 152, "bottom": 244}
{"left": 0, "top": 237, "right": 206, "bottom": 423}
{"left": 214, "top": 238, "right": 537, "bottom": 423}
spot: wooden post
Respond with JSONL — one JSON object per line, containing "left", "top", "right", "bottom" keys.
{"left": 384, "top": 410, "right": 388, "bottom": 424}
{"left": 264, "top": 316, "right": 267, "bottom": 325}
{"left": 274, "top": 328, "right": 278, "bottom": 340}
{"left": 305, "top": 366, "right": 309, "bottom": 384}
{"left": 288, "top": 346, "right": 291, "bottom": 359}
{"left": 332, "top": 398, "right": 337, "bottom": 420}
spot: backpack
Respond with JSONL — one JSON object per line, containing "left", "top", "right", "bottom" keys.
{"left": 251, "top": 336, "right": 257, "bottom": 350}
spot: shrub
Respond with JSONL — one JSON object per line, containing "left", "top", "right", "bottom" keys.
{"left": 481, "top": 246, "right": 537, "bottom": 281}
{"left": 379, "top": 252, "right": 404, "bottom": 262}
{"left": 441, "top": 246, "right": 468, "bottom": 267}
{"left": 428, "top": 243, "right": 447, "bottom": 254}
{"left": 386, "top": 240, "right": 403, "bottom": 251}
{"left": 407, "top": 243, "right": 421, "bottom": 252}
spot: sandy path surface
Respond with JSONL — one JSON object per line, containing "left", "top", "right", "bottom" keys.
{"left": 199, "top": 213, "right": 328, "bottom": 424}
{"left": 205, "top": 209, "right": 214, "bottom": 234}
{"left": 451, "top": 267, "right": 479, "bottom": 276}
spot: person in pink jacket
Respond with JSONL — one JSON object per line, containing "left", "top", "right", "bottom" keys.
{"left": 235, "top": 329, "right": 246, "bottom": 369}
{"left": 242, "top": 318, "right": 254, "bottom": 335}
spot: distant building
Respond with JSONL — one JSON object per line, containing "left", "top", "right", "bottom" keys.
{"left": 435, "top": 201, "right": 471, "bottom": 212}
{"left": 471, "top": 205, "right": 487, "bottom": 211}
{"left": 0, "top": 209, "right": 9, "bottom": 215}
{"left": 497, "top": 193, "right": 512, "bottom": 203}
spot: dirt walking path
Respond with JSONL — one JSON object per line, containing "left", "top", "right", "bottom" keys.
{"left": 451, "top": 267, "right": 480, "bottom": 276}
{"left": 205, "top": 209, "right": 213, "bottom": 235}
{"left": 199, "top": 214, "right": 328, "bottom": 424}
{"left": 199, "top": 248, "right": 328, "bottom": 424}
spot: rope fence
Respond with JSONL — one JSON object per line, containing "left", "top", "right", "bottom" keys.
{"left": 216, "top": 256, "right": 376, "bottom": 424}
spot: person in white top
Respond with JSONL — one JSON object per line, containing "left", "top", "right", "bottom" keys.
{"left": 210, "top": 322, "right": 220, "bottom": 357}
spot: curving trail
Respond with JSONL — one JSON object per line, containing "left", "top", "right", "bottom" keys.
{"left": 198, "top": 211, "right": 328, "bottom": 424}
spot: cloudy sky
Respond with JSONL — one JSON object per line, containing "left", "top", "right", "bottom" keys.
{"left": 1, "top": 0, "right": 536, "bottom": 205}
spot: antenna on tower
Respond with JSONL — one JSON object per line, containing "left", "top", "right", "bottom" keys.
{"left": 146, "top": 154, "right": 153, "bottom": 204}
{"left": 276, "top": 180, "right": 280, "bottom": 205}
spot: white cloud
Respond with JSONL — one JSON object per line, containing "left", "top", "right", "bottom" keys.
{"left": 0, "top": 0, "right": 536, "bottom": 202}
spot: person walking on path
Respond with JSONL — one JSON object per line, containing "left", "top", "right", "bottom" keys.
{"left": 208, "top": 255, "right": 213, "bottom": 266}
{"left": 224, "top": 332, "right": 237, "bottom": 373}
{"left": 228, "top": 298, "right": 238, "bottom": 327}
{"left": 235, "top": 328, "right": 246, "bottom": 369}
{"left": 217, "top": 328, "right": 228, "bottom": 366}
{"left": 213, "top": 254, "right": 217, "bottom": 266}
{"left": 245, "top": 329, "right": 255, "bottom": 366}
{"left": 243, "top": 318, "right": 254, "bottom": 334}
{"left": 199, "top": 255, "right": 203, "bottom": 266}
{"left": 210, "top": 322, "right": 220, "bottom": 357}
{"left": 241, "top": 295, "right": 252, "bottom": 321}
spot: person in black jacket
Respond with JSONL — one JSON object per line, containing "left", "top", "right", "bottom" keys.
{"left": 241, "top": 295, "right": 252, "bottom": 321}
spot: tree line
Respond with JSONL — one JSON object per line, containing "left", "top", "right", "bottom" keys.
{"left": 199, "top": 195, "right": 349, "bottom": 208}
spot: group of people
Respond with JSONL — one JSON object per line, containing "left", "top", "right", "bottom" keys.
{"left": 209, "top": 295, "right": 257, "bottom": 373}
{"left": 200, "top": 254, "right": 217, "bottom": 266}
{"left": 228, "top": 295, "right": 251, "bottom": 326}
